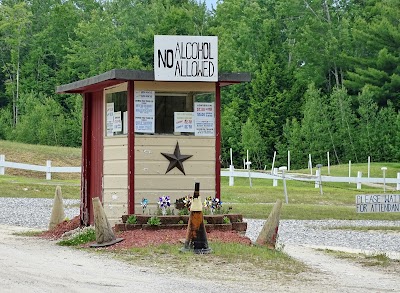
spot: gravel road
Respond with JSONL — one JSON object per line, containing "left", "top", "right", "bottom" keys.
{"left": 2, "top": 197, "right": 400, "bottom": 256}
{"left": 2, "top": 197, "right": 400, "bottom": 292}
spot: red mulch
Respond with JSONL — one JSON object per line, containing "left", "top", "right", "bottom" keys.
{"left": 39, "top": 217, "right": 252, "bottom": 249}
{"left": 103, "top": 229, "right": 251, "bottom": 250}
{"left": 39, "top": 216, "right": 82, "bottom": 239}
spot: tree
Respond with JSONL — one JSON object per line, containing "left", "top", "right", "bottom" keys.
{"left": 241, "top": 117, "right": 265, "bottom": 169}
{"left": 0, "top": 2, "right": 32, "bottom": 125}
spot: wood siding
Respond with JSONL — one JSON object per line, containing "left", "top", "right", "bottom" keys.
{"left": 134, "top": 136, "right": 215, "bottom": 213}
{"left": 103, "top": 136, "right": 128, "bottom": 224}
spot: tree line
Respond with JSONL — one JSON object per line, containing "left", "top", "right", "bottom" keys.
{"left": 0, "top": 0, "right": 399, "bottom": 169}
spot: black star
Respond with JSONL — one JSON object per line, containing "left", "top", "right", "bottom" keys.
{"left": 161, "top": 142, "right": 192, "bottom": 175}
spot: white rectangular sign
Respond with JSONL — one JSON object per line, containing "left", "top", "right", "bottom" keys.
{"left": 194, "top": 102, "right": 215, "bottom": 136}
{"left": 134, "top": 91, "right": 155, "bottom": 133}
{"left": 154, "top": 35, "right": 218, "bottom": 82}
{"left": 174, "top": 112, "right": 194, "bottom": 133}
{"left": 356, "top": 194, "right": 400, "bottom": 213}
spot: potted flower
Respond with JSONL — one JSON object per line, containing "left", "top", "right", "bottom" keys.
{"left": 203, "top": 196, "right": 224, "bottom": 224}
{"left": 157, "top": 195, "right": 180, "bottom": 225}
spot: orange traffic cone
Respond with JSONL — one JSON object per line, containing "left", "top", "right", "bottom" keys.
{"left": 181, "top": 182, "right": 211, "bottom": 254}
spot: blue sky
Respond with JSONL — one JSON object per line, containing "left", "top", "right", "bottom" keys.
{"left": 204, "top": 0, "right": 217, "bottom": 10}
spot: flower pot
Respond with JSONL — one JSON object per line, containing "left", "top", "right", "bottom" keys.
{"left": 232, "top": 222, "right": 247, "bottom": 232}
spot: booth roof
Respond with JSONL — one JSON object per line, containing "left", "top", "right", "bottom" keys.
{"left": 56, "top": 69, "right": 251, "bottom": 94}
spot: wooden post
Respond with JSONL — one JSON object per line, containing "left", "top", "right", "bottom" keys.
{"left": 309, "top": 154, "right": 312, "bottom": 175}
{"left": 229, "top": 148, "right": 234, "bottom": 186}
{"left": 256, "top": 199, "right": 283, "bottom": 249}
{"left": 279, "top": 167, "right": 288, "bottom": 203}
{"left": 315, "top": 169, "right": 320, "bottom": 188}
{"left": 287, "top": 150, "right": 290, "bottom": 171}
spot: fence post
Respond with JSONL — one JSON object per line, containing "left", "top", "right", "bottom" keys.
{"left": 308, "top": 154, "right": 312, "bottom": 175}
{"left": 357, "top": 171, "right": 362, "bottom": 190}
{"left": 315, "top": 169, "right": 320, "bottom": 188}
{"left": 397, "top": 173, "right": 400, "bottom": 191}
{"left": 287, "top": 150, "right": 290, "bottom": 171}
{"left": 229, "top": 165, "right": 234, "bottom": 186}
{"left": 368, "top": 156, "right": 371, "bottom": 178}
{"left": 271, "top": 151, "right": 276, "bottom": 174}
{"left": 279, "top": 166, "right": 288, "bottom": 204}
{"left": 273, "top": 168, "right": 278, "bottom": 187}
{"left": 46, "top": 160, "right": 52, "bottom": 180}
{"left": 381, "top": 167, "right": 387, "bottom": 193}
{"left": 327, "top": 152, "right": 330, "bottom": 175}
{"left": 348, "top": 160, "right": 351, "bottom": 183}
{"left": 0, "top": 154, "right": 5, "bottom": 175}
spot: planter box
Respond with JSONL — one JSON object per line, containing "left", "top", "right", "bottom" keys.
{"left": 180, "top": 215, "right": 189, "bottom": 224}
{"left": 114, "top": 223, "right": 126, "bottom": 232}
{"left": 159, "top": 215, "right": 181, "bottom": 225}
{"left": 213, "top": 223, "right": 232, "bottom": 231}
{"left": 204, "top": 215, "right": 224, "bottom": 224}
{"left": 125, "top": 224, "right": 142, "bottom": 231}
{"left": 232, "top": 222, "right": 247, "bottom": 232}
{"left": 142, "top": 224, "right": 187, "bottom": 230}
{"left": 225, "top": 214, "right": 243, "bottom": 223}
{"left": 136, "top": 215, "right": 152, "bottom": 225}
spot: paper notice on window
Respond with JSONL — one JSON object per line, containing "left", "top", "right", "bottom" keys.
{"left": 106, "top": 103, "right": 114, "bottom": 136}
{"left": 174, "top": 112, "right": 194, "bottom": 133}
{"left": 113, "top": 111, "right": 122, "bottom": 132}
{"left": 135, "top": 116, "right": 154, "bottom": 133}
{"left": 194, "top": 102, "right": 215, "bottom": 136}
{"left": 134, "top": 91, "right": 155, "bottom": 133}
{"left": 123, "top": 111, "right": 128, "bottom": 134}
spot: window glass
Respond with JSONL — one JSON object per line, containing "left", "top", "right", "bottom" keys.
{"left": 105, "top": 91, "right": 127, "bottom": 137}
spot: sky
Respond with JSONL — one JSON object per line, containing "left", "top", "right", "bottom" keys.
{"left": 204, "top": 0, "right": 218, "bottom": 10}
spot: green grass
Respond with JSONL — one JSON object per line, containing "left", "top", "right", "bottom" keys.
{"left": 324, "top": 226, "right": 400, "bottom": 231}
{"left": 57, "top": 228, "right": 96, "bottom": 246}
{"left": 12, "top": 230, "right": 43, "bottom": 237}
{"left": 113, "top": 241, "right": 305, "bottom": 278}
{"left": 323, "top": 249, "right": 396, "bottom": 268}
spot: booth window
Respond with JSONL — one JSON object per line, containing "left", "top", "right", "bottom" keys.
{"left": 155, "top": 95, "right": 188, "bottom": 134}
{"left": 105, "top": 91, "right": 127, "bottom": 136}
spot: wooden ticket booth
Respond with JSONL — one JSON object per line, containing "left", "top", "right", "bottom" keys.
{"left": 56, "top": 36, "right": 250, "bottom": 225}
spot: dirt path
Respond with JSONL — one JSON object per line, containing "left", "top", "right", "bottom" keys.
{"left": 284, "top": 244, "right": 400, "bottom": 292}
{"left": 2, "top": 224, "right": 399, "bottom": 292}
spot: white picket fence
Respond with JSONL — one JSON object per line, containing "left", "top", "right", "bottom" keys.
{"left": 221, "top": 169, "right": 400, "bottom": 191}
{"left": 0, "top": 155, "right": 81, "bottom": 180}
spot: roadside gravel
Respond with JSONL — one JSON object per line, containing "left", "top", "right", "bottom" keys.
{"left": 1, "top": 197, "right": 400, "bottom": 256}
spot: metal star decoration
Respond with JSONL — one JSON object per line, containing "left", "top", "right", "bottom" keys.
{"left": 161, "top": 142, "right": 192, "bottom": 175}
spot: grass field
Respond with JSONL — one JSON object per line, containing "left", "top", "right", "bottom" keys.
{"left": 1, "top": 139, "right": 399, "bottom": 220}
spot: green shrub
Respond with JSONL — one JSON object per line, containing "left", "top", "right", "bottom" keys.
{"left": 126, "top": 215, "right": 137, "bottom": 224}
{"left": 147, "top": 216, "right": 161, "bottom": 226}
{"left": 57, "top": 228, "right": 96, "bottom": 246}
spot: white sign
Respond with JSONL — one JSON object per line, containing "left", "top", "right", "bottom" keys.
{"left": 113, "top": 111, "right": 122, "bottom": 132}
{"left": 106, "top": 103, "right": 114, "bottom": 136}
{"left": 174, "top": 112, "right": 194, "bottom": 133}
{"left": 154, "top": 35, "right": 218, "bottom": 82}
{"left": 356, "top": 194, "right": 400, "bottom": 213}
{"left": 195, "top": 102, "right": 215, "bottom": 136}
{"left": 134, "top": 91, "right": 155, "bottom": 133}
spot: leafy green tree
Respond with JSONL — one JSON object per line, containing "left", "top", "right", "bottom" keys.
{"left": 345, "top": 0, "right": 400, "bottom": 109}
{"left": 0, "top": 2, "right": 32, "bottom": 125}
{"left": 241, "top": 117, "right": 265, "bottom": 169}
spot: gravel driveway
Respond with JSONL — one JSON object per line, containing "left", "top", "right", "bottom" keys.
{"left": 2, "top": 197, "right": 400, "bottom": 292}
{"left": 2, "top": 197, "right": 400, "bottom": 256}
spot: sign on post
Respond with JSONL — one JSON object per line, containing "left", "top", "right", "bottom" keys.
{"left": 154, "top": 35, "right": 218, "bottom": 82}
{"left": 356, "top": 194, "right": 400, "bottom": 213}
